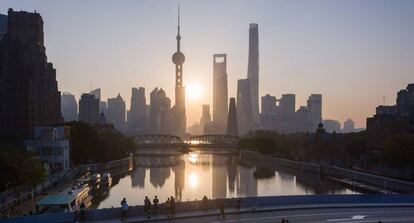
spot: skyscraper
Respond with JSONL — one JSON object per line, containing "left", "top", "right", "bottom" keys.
{"left": 79, "top": 93, "right": 99, "bottom": 125}
{"left": 127, "top": 87, "right": 146, "bottom": 135}
{"left": 213, "top": 54, "right": 228, "bottom": 134}
{"left": 323, "top": 119, "right": 341, "bottom": 133}
{"left": 247, "top": 23, "right": 259, "bottom": 124}
{"left": 226, "top": 98, "right": 238, "bottom": 136}
{"left": 307, "top": 94, "right": 322, "bottom": 131}
{"left": 200, "top": 104, "right": 211, "bottom": 134}
{"left": 107, "top": 94, "right": 126, "bottom": 132}
{"left": 149, "top": 88, "right": 172, "bottom": 134}
{"left": 171, "top": 5, "right": 186, "bottom": 137}
{"left": 61, "top": 92, "right": 78, "bottom": 122}
{"left": 260, "top": 94, "right": 277, "bottom": 130}
{"left": 237, "top": 79, "right": 252, "bottom": 136}
{"left": 280, "top": 94, "right": 296, "bottom": 120}
{"left": 0, "top": 9, "right": 62, "bottom": 139}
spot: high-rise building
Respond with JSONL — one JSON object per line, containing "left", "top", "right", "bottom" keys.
{"left": 61, "top": 92, "right": 78, "bottom": 122}
{"left": 307, "top": 94, "right": 323, "bottom": 131}
{"left": 79, "top": 93, "right": 99, "bottom": 125}
{"left": 226, "top": 97, "right": 238, "bottom": 136}
{"left": 213, "top": 54, "right": 228, "bottom": 134}
{"left": 107, "top": 94, "right": 126, "bottom": 132}
{"left": 200, "top": 104, "right": 212, "bottom": 134}
{"left": 0, "top": 9, "right": 62, "bottom": 139}
{"left": 127, "top": 87, "right": 146, "bottom": 135}
{"left": 90, "top": 88, "right": 101, "bottom": 101}
{"left": 260, "top": 94, "right": 277, "bottom": 130}
{"left": 280, "top": 94, "right": 296, "bottom": 119}
{"left": 343, "top": 119, "right": 356, "bottom": 133}
{"left": 149, "top": 88, "right": 172, "bottom": 134}
{"left": 0, "top": 14, "right": 7, "bottom": 39}
{"left": 90, "top": 88, "right": 107, "bottom": 115}
{"left": 295, "top": 106, "right": 312, "bottom": 132}
{"left": 247, "top": 23, "right": 259, "bottom": 124}
{"left": 171, "top": 5, "right": 186, "bottom": 137}
{"left": 323, "top": 119, "right": 341, "bottom": 133}
{"left": 237, "top": 79, "right": 252, "bottom": 136}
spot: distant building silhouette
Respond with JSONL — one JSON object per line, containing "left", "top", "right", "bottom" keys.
{"left": 127, "top": 87, "right": 146, "bottom": 135}
{"left": 247, "top": 23, "right": 260, "bottom": 125}
{"left": 213, "top": 54, "right": 228, "bottom": 134}
{"left": 227, "top": 97, "right": 238, "bottom": 136}
{"left": 79, "top": 93, "right": 99, "bottom": 124}
{"left": 295, "top": 106, "right": 312, "bottom": 132}
{"left": 171, "top": 5, "right": 187, "bottom": 137}
{"left": 187, "top": 122, "right": 202, "bottom": 135}
{"left": 200, "top": 104, "right": 212, "bottom": 134}
{"left": 0, "top": 14, "right": 7, "bottom": 39}
{"left": 149, "top": 88, "right": 172, "bottom": 134}
{"left": 61, "top": 92, "right": 78, "bottom": 122}
{"left": 0, "top": 9, "right": 62, "bottom": 139}
{"left": 367, "top": 83, "right": 414, "bottom": 150}
{"left": 342, "top": 119, "right": 356, "bottom": 133}
{"left": 323, "top": 119, "right": 341, "bottom": 133}
{"left": 90, "top": 88, "right": 108, "bottom": 115}
{"left": 280, "top": 94, "right": 296, "bottom": 120}
{"left": 107, "top": 94, "right": 126, "bottom": 133}
{"left": 260, "top": 94, "right": 277, "bottom": 130}
{"left": 307, "top": 94, "right": 323, "bottom": 131}
{"left": 237, "top": 79, "right": 253, "bottom": 136}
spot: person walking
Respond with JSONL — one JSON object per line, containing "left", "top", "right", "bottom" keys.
{"left": 170, "top": 196, "right": 176, "bottom": 217}
{"left": 146, "top": 198, "right": 152, "bottom": 219}
{"left": 121, "top": 198, "right": 128, "bottom": 222}
{"left": 144, "top": 196, "right": 149, "bottom": 217}
{"left": 153, "top": 196, "right": 159, "bottom": 216}
{"left": 165, "top": 198, "right": 171, "bottom": 218}
{"left": 217, "top": 199, "right": 226, "bottom": 220}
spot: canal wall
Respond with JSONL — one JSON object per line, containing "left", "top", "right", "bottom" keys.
{"left": 4, "top": 194, "right": 414, "bottom": 223}
{"left": 81, "top": 154, "right": 133, "bottom": 176}
{"left": 240, "top": 150, "right": 414, "bottom": 193}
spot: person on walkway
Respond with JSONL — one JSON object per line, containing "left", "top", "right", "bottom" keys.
{"left": 146, "top": 198, "right": 152, "bottom": 219}
{"left": 217, "top": 199, "right": 226, "bottom": 220}
{"left": 202, "top": 195, "right": 209, "bottom": 209}
{"left": 121, "top": 199, "right": 128, "bottom": 222}
{"left": 235, "top": 198, "right": 241, "bottom": 215}
{"left": 144, "top": 196, "right": 149, "bottom": 216}
{"left": 153, "top": 196, "right": 159, "bottom": 216}
{"left": 170, "top": 196, "right": 176, "bottom": 217}
{"left": 165, "top": 198, "right": 171, "bottom": 217}
{"left": 79, "top": 203, "right": 86, "bottom": 222}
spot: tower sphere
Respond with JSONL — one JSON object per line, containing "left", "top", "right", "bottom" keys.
{"left": 172, "top": 51, "right": 185, "bottom": 65}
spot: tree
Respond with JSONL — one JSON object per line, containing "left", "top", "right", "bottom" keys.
{"left": 382, "top": 134, "right": 414, "bottom": 169}
{"left": 0, "top": 144, "right": 45, "bottom": 191}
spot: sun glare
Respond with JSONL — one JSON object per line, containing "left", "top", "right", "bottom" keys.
{"left": 186, "top": 82, "right": 202, "bottom": 100}
{"left": 189, "top": 173, "right": 199, "bottom": 189}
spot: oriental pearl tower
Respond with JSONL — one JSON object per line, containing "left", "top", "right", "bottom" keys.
{"left": 172, "top": 4, "right": 186, "bottom": 137}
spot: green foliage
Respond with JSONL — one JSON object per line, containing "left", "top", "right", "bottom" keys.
{"left": 254, "top": 136, "right": 275, "bottom": 154}
{"left": 0, "top": 144, "right": 45, "bottom": 190}
{"left": 67, "top": 121, "right": 134, "bottom": 164}
{"left": 344, "top": 131, "right": 366, "bottom": 160}
{"left": 382, "top": 134, "right": 414, "bottom": 168}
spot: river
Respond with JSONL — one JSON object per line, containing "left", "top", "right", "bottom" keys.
{"left": 92, "top": 149, "right": 360, "bottom": 209}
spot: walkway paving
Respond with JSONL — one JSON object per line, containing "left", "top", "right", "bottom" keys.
{"left": 90, "top": 203, "right": 414, "bottom": 223}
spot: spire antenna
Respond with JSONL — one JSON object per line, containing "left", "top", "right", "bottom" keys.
{"left": 178, "top": 2, "right": 180, "bottom": 35}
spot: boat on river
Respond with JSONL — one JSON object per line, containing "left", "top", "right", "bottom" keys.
{"left": 36, "top": 183, "right": 92, "bottom": 213}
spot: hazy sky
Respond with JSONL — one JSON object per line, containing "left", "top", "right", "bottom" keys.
{"left": 1, "top": 0, "right": 414, "bottom": 128}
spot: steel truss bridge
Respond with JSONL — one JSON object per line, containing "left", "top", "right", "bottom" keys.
{"left": 133, "top": 134, "right": 240, "bottom": 149}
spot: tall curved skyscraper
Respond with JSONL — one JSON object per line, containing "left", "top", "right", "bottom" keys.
{"left": 247, "top": 23, "right": 259, "bottom": 124}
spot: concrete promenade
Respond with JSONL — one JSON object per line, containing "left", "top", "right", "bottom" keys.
{"left": 3, "top": 194, "right": 414, "bottom": 223}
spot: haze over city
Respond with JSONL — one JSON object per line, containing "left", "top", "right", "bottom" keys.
{"left": 1, "top": 0, "right": 414, "bottom": 128}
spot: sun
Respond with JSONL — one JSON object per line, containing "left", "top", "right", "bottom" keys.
{"left": 186, "top": 82, "right": 202, "bottom": 100}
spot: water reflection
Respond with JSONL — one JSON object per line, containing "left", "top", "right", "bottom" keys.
{"left": 94, "top": 150, "right": 359, "bottom": 209}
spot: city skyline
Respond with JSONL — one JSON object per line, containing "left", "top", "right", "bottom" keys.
{"left": 1, "top": 1, "right": 414, "bottom": 128}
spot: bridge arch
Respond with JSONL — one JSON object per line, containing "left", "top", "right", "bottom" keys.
{"left": 186, "top": 134, "right": 240, "bottom": 148}
{"left": 133, "top": 134, "right": 185, "bottom": 148}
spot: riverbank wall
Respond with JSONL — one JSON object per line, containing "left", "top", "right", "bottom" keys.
{"left": 4, "top": 194, "right": 414, "bottom": 223}
{"left": 240, "top": 150, "right": 414, "bottom": 193}
{"left": 80, "top": 154, "right": 133, "bottom": 177}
